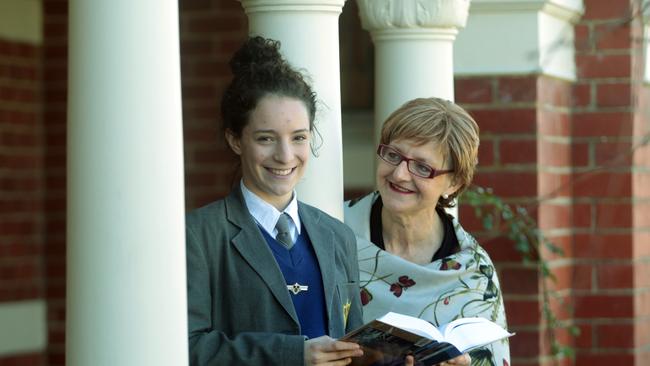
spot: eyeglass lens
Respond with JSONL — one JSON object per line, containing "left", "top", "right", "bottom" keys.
{"left": 379, "top": 145, "right": 434, "bottom": 178}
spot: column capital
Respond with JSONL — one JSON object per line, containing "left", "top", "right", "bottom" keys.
{"left": 356, "top": 0, "right": 470, "bottom": 32}
{"left": 238, "top": 0, "right": 345, "bottom": 14}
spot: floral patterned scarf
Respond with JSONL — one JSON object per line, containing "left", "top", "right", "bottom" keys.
{"left": 344, "top": 192, "right": 511, "bottom": 366}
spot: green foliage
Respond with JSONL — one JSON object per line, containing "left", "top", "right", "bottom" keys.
{"left": 461, "top": 185, "right": 580, "bottom": 363}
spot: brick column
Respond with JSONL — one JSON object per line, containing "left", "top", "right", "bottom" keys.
{"left": 454, "top": 0, "right": 583, "bottom": 365}
{"left": 239, "top": 0, "right": 347, "bottom": 219}
{"left": 66, "top": 0, "right": 188, "bottom": 365}
{"left": 568, "top": 0, "right": 650, "bottom": 364}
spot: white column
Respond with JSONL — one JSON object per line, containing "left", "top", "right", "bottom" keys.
{"left": 67, "top": 1, "right": 188, "bottom": 365}
{"left": 239, "top": 0, "right": 346, "bottom": 219}
{"left": 357, "top": 0, "right": 470, "bottom": 143}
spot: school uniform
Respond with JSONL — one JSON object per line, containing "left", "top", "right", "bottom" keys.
{"left": 187, "top": 184, "right": 363, "bottom": 365}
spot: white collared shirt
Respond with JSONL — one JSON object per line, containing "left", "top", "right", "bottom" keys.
{"left": 240, "top": 180, "right": 301, "bottom": 244}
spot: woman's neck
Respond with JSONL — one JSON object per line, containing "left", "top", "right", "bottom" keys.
{"left": 381, "top": 206, "right": 444, "bottom": 264}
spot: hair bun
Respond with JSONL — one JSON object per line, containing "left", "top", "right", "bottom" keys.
{"left": 220, "top": 35, "right": 317, "bottom": 138}
{"left": 229, "top": 36, "right": 285, "bottom": 76}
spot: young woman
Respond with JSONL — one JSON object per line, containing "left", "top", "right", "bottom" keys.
{"left": 186, "top": 36, "right": 363, "bottom": 366}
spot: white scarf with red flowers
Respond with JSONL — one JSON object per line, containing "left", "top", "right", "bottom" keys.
{"left": 344, "top": 192, "right": 511, "bottom": 366}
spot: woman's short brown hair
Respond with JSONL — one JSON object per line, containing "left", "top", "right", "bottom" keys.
{"left": 379, "top": 97, "right": 480, "bottom": 208}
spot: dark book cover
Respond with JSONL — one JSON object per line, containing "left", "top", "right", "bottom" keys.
{"left": 341, "top": 320, "right": 462, "bottom": 366}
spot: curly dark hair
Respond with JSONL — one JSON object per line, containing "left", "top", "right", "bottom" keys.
{"left": 220, "top": 36, "right": 317, "bottom": 138}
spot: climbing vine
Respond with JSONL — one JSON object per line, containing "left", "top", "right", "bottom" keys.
{"left": 462, "top": 185, "right": 580, "bottom": 362}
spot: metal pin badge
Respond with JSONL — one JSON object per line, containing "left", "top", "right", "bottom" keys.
{"left": 287, "top": 283, "right": 308, "bottom": 295}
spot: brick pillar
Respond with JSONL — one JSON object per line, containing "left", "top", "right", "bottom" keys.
{"left": 570, "top": 0, "right": 650, "bottom": 364}
{"left": 456, "top": 74, "right": 575, "bottom": 366}
{"left": 454, "top": 0, "right": 583, "bottom": 365}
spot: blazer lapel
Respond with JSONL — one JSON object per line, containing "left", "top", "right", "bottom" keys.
{"left": 299, "top": 204, "right": 336, "bottom": 325}
{"left": 225, "top": 188, "right": 300, "bottom": 325}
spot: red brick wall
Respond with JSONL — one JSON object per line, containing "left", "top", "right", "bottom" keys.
{"left": 571, "top": 1, "right": 647, "bottom": 364}
{"left": 0, "top": 35, "right": 45, "bottom": 366}
{"left": 180, "top": 0, "right": 247, "bottom": 209}
{"left": 0, "top": 39, "right": 43, "bottom": 303}
{"left": 455, "top": 1, "right": 650, "bottom": 365}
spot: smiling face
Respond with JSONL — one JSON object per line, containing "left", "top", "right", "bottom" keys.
{"left": 376, "top": 139, "right": 459, "bottom": 217}
{"left": 225, "top": 95, "right": 311, "bottom": 210}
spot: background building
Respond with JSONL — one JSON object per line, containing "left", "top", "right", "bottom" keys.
{"left": 0, "top": 0, "right": 648, "bottom": 365}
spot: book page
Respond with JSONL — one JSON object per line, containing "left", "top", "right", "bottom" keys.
{"left": 440, "top": 317, "right": 513, "bottom": 352}
{"left": 378, "top": 312, "right": 444, "bottom": 341}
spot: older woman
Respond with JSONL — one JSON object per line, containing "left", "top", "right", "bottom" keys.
{"left": 345, "top": 98, "right": 510, "bottom": 366}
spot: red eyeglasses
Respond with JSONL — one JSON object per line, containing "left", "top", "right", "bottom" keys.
{"left": 377, "top": 144, "right": 453, "bottom": 179}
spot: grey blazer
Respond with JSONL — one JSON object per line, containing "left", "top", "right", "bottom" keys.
{"left": 186, "top": 187, "right": 363, "bottom": 365}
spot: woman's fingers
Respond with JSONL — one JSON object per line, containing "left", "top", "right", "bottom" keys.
{"left": 405, "top": 355, "right": 416, "bottom": 366}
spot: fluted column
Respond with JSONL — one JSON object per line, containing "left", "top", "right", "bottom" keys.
{"left": 357, "top": 0, "right": 470, "bottom": 142}
{"left": 239, "top": 0, "right": 346, "bottom": 219}
{"left": 67, "top": 1, "right": 188, "bottom": 365}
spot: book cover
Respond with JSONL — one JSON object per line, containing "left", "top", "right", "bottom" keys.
{"left": 340, "top": 312, "right": 513, "bottom": 366}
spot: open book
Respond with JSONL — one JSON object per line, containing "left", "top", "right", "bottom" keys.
{"left": 340, "top": 312, "right": 513, "bottom": 366}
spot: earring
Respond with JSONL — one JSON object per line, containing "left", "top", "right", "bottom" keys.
{"left": 442, "top": 194, "right": 449, "bottom": 199}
